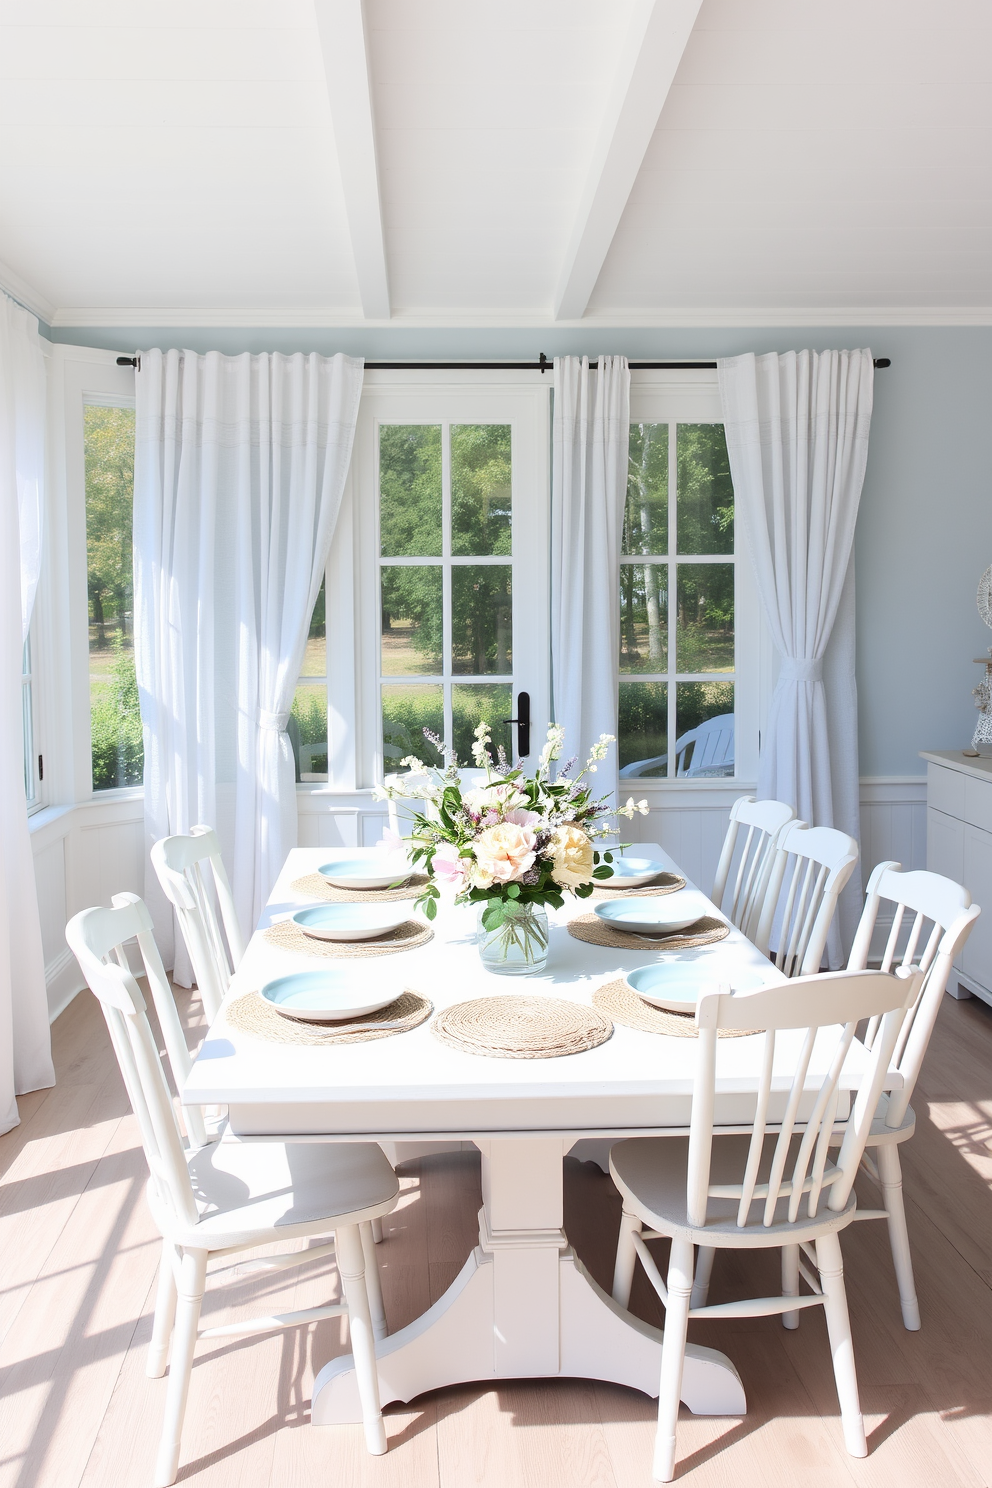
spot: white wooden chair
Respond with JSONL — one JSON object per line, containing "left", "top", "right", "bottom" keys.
{"left": 838, "top": 861, "right": 981, "bottom": 1329}
{"left": 609, "top": 967, "right": 917, "bottom": 1482}
{"left": 755, "top": 820, "right": 860, "bottom": 976}
{"left": 65, "top": 895, "right": 399, "bottom": 1487}
{"left": 711, "top": 795, "right": 796, "bottom": 939}
{"left": 151, "top": 825, "right": 246, "bottom": 1022}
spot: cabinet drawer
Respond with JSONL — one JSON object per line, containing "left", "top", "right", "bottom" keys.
{"left": 965, "top": 775, "right": 992, "bottom": 833}
{"left": 927, "top": 808, "right": 964, "bottom": 884}
{"left": 962, "top": 825, "right": 992, "bottom": 992}
{"left": 928, "top": 763, "right": 967, "bottom": 821}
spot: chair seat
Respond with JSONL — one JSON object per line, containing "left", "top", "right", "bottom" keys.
{"left": 610, "top": 1135, "right": 857, "bottom": 1248}
{"left": 149, "top": 1139, "right": 399, "bottom": 1249}
{"left": 827, "top": 1096, "right": 916, "bottom": 1149}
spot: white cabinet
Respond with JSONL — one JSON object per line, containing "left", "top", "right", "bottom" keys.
{"left": 923, "top": 751, "right": 992, "bottom": 1005}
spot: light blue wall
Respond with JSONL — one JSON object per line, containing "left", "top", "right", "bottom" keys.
{"left": 47, "top": 322, "right": 992, "bottom": 778}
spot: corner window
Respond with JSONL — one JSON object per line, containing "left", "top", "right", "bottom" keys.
{"left": 84, "top": 401, "right": 142, "bottom": 791}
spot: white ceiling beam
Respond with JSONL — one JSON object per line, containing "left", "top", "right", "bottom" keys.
{"left": 312, "top": 0, "right": 390, "bottom": 321}
{"left": 553, "top": 0, "right": 704, "bottom": 322}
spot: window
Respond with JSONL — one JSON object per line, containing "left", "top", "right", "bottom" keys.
{"left": 291, "top": 579, "right": 329, "bottom": 781}
{"left": 379, "top": 421, "right": 516, "bottom": 768}
{"left": 83, "top": 401, "right": 142, "bottom": 791}
{"left": 619, "top": 421, "right": 736, "bottom": 779}
{"left": 22, "top": 632, "right": 40, "bottom": 809}
{"left": 296, "top": 372, "right": 757, "bottom": 797}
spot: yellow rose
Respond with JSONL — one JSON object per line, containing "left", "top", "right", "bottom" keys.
{"left": 550, "top": 825, "right": 594, "bottom": 888}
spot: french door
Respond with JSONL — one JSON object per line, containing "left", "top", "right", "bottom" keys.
{"left": 342, "top": 377, "right": 551, "bottom": 788}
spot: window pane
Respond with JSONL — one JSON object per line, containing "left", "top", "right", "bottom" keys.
{"left": 452, "top": 565, "right": 511, "bottom": 675}
{"left": 618, "top": 683, "right": 668, "bottom": 779}
{"left": 676, "top": 423, "right": 733, "bottom": 555}
{"left": 624, "top": 423, "right": 668, "bottom": 555}
{"left": 85, "top": 404, "right": 142, "bottom": 791}
{"left": 676, "top": 563, "right": 734, "bottom": 673}
{"left": 290, "top": 683, "right": 328, "bottom": 781}
{"left": 379, "top": 425, "right": 442, "bottom": 557}
{"left": 451, "top": 424, "right": 512, "bottom": 557}
{"left": 675, "top": 682, "right": 735, "bottom": 777}
{"left": 380, "top": 566, "right": 443, "bottom": 675}
{"left": 301, "top": 577, "right": 326, "bottom": 678}
{"left": 22, "top": 680, "right": 35, "bottom": 803}
{"left": 452, "top": 683, "right": 512, "bottom": 767}
{"left": 382, "top": 683, "right": 444, "bottom": 768}
{"left": 620, "top": 563, "right": 668, "bottom": 673}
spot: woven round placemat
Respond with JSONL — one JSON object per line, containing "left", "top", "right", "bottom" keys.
{"left": 290, "top": 871, "right": 429, "bottom": 903}
{"left": 263, "top": 917, "right": 433, "bottom": 959}
{"left": 593, "top": 978, "right": 760, "bottom": 1039}
{"left": 225, "top": 989, "right": 432, "bottom": 1046}
{"left": 432, "top": 995, "right": 613, "bottom": 1060}
{"left": 567, "top": 912, "right": 729, "bottom": 951}
{"left": 591, "top": 871, "right": 686, "bottom": 900}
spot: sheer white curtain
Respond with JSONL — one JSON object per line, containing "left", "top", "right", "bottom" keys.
{"left": 551, "top": 356, "right": 630, "bottom": 803}
{"left": 134, "top": 349, "right": 363, "bottom": 978}
{"left": 718, "top": 349, "right": 874, "bottom": 959}
{"left": 0, "top": 293, "right": 53, "bottom": 1134}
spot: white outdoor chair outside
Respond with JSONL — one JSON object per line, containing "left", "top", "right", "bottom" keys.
{"left": 711, "top": 795, "right": 796, "bottom": 940}
{"left": 838, "top": 861, "right": 981, "bottom": 1329}
{"left": 66, "top": 895, "right": 399, "bottom": 1488}
{"left": 609, "top": 967, "right": 917, "bottom": 1482}
{"left": 755, "top": 820, "right": 860, "bottom": 976}
{"left": 151, "top": 825, "right": 246, "bottom": 1022}
{"left": 619, "top": 712, "right": 735, "bottom": 780}
{"left": 384, "top": 766, "right": 488, "bottom": 835}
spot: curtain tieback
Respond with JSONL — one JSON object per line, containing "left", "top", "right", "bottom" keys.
{"left": 779, "top": 657, "right": 823, "bottom": 683}
{"left": 257, "top": 708, "right": 290, "bottom": 731}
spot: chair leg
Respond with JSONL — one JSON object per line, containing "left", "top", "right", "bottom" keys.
{"left": 336, "top": 1224, "right": 387, "bottom": 1456}
{"left": 877, "top": 1144, "right": 921, "bottom": 1331}
{"left": 653, "top": 1236, "right": 694, "bottom": 1483}
{"left": 781, "top": 1244, "right": 800, "bottom": 1330}
{"left": 370, "top": 1216, "right": 384, "bottom": 1244}
{"left": 689, "top": 1245, "right": 715, "bottom": 1309}
{"left": 147, "top": 1239, "right": 178, "bottom": 1377}
{"left": 815, "top": 1231, "right": 867, "bottom": 1458}
{"left": 155, "top": 1248, "right": 207, "bottom": 1488}
{"left": 613, "top": 1209, "right": 640, "bottom": 1307}
{"left": 360, "top": 1220, "right": 387, "bottom": 1341}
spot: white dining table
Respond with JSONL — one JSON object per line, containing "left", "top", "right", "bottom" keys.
{"left": 183, "top": 843, "right": 896, "bottom": 1428}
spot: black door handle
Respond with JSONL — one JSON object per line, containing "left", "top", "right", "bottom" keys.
{"left": 503, "top": 691, "right": 530, "bottom": 760}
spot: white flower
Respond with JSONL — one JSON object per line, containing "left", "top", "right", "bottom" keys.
{"left": 471, "top": 720, "right": 493, "bottom": 767}
{"left": 584, "top": 733, "right": 616, "bottom": 768}
{"left": 637, "top": 798, "right": 649, "bottom": 815}
{"left": 538, "top": 723, "right": 566, "bottom": 769}
{"left": 463, "top": 782, "right": 527, "bottom": 816}
{"left": 549, "top": 825, "right": 594, "bottom": 888}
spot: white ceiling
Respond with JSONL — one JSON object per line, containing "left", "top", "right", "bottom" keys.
{"left": 0, "top": 0, "right": 990, "bottom": 326}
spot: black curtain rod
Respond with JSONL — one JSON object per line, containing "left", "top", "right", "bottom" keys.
{"left": 117, "top": 352, "right": 891, "bottom": 372}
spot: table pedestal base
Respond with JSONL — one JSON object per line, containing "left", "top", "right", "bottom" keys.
{"left": 313, "top": 1138, "right": 745, "bottom": 1424}
{"left": 311, "top": 1237, "right": 745, "bottom": 1424}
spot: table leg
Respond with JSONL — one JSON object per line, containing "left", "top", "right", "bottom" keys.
{"left": 311, "top": 1136, "right": 745, "bottom": 1424}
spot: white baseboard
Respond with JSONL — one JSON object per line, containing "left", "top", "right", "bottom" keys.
{"left": 46, "top": 947, "right": 85, "bottom": 1021}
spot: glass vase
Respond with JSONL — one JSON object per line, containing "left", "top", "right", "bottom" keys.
{"left": 476, "top": 900, "right": 550, "bottom": 976}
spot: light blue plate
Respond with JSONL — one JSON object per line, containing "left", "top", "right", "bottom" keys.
{"left": 318, "top": 855, "right": 410, "bottom": 890}
{"left": 291, "top": 903, "right": 410, "bottom": 942}
{"left": 594, "top": 895, "right": 703, "bottom": 936}
{"left": 625, "top": 963, "right": 771, "bottom": 1013}
{"left": 605, "top": 856, "right": 668, "bottom": 888}
{"left": 625, "top": 964, "right": 706, "bottom": 1012}
{"left": 260, "top": 969, "right": 401, "bottom": 1022}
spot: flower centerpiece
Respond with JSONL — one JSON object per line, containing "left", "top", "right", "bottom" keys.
{"left": 376, "top": 722, "right": 649, "bottom": 975}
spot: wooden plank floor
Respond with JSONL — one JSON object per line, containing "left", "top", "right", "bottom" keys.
{"left": 2, "top": 985, "right": 992, "bottom": 1487}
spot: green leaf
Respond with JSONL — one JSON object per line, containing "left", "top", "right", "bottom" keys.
{"left": 604, "top": 851, "right": 614, "bottom": 863}
{"left": 482, "top": 903, "right": 505, "bottom": 931}
{"left": 592, "top": 866, "right": 613, "bottom": 880}
{"left": 505, "top": 882, "right": 521, "bottom": 898}
{"left": 424, "top": 897, "right": 438, "bottom": 921}
{"left": 574, "top": 883, "right": 593, "bottom": 898}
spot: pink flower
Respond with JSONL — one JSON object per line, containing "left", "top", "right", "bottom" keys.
{"left": 431, "top": 842, "right": 468, "bottom": 890}
{"left": 375, "top": 827, "right": 406, "bottom": 854}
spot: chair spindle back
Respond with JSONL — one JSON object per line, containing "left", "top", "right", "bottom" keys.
{"left": 712, "top": 796, "right": 796, "bottom": 941}
{"left": 688, "top": 969, "right": 916, "bottom": 1231}
{"left": 151, "top": 826, "right": 245, "bottom": 1022}
{"left": 757, "top": 822, "right": 860, "bottom": 978}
